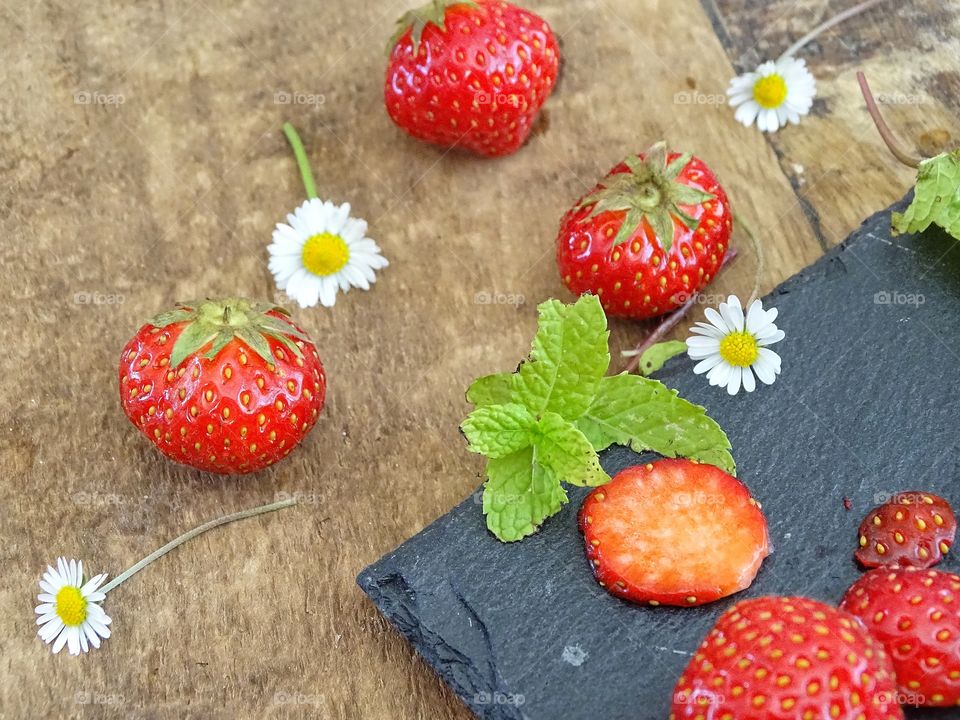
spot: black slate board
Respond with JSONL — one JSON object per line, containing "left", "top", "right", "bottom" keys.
{"left": 359, "top": 197, "right": 960, "bottom": 720}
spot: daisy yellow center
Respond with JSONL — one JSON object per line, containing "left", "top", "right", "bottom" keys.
{"left": 302, "top": 233, "right": 349, "bottom": 276}
{"left": 753, "top": 74, "right": 788, "bottom": 109}
{"left": 55, "top": 586, "right": 87, "bottom": 626}
{"left": 719, "top": 331, "right": 758, "bottom": 367}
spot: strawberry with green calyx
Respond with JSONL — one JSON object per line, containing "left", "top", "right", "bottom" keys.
{"left": 557, "top": 142, "right": 732, "bottom": 320}
{"left": 384, "top": 0, "right": 560, "bottom": 157}
{"left": 461, "top": 294, "right": 734, "bottom": 542}
{"left": 119, "top": 298, "right": 326, "bottom": 474}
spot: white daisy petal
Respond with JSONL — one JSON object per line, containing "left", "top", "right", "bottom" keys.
{"left": 703, "top": 307, "right": 730, "bottom": 333}
{"left": 742, "top": 367, "right": 757, "bottom": 393}
{"left": 693, "top": 354, "right": 724, "bottom": 375}
{"left": 268, "top": 198, "right": 388, "bottom": 309}
{"left": 719, "top": 295, "right": 744, "bottom": 332}
{"left": 727, "top": 366, "right": 742, "bottom": 395}
{"left": 757, "top": 328, "right": 786, "bottom": 346}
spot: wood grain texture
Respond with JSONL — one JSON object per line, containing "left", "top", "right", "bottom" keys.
{"left": 0, "top": 0, "right": 948, "bottom": 717}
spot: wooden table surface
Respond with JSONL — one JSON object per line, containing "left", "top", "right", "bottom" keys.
{"left": 2, "top": 0, "right": 956, "bottom": 717}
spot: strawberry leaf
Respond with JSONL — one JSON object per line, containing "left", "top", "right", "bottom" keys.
{"left": 576, "top": 373, "right": 736, "bottom": 475}
{"left": 513, "top": 294, "right": 609, "bottom": 421}
{"left": 461, "top": 403, "right": 536, "bottom": 458}
{"left": 483, "top": 447, "right": 567, "bottom": 542}
{"left": 170, "top": 322, "right": 219, "bottom": 368}
{"left": 892, "top": 150, "right": 960, "bottom": 240}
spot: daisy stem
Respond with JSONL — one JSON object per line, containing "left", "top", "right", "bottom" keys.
{"left": 99, "top": 498, "right": 297, "bottom": 594}
{"left": 622, "top": 248, "right": 739, "bottom": 373}
{"left": 856, "top": 71, "right": 923, "bottom": 169}
{"left": 734, "top": 212, "right": 764, "bottom": 305}
{"left": 779, "top": 0, "right": 887, "bottom": 61}
{"left": 282, "top": 122, "right": 318, "bottom": 200}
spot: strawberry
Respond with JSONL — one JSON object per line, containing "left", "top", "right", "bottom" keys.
{"left": 119, "top": 298, "right": 326, "bottom": 474}
{"left": 556, "top": 142, "right": 732, "bottom": 320}
{"left": 384, "top": 0, "right": 560, "bottom": 157}
{"left": 671, "top": 596, "right": 904, "bottom": 720}
{"left": 578, "top": 459, "right": 769, "bottom": 607}
{"left": 841, "top": 567, "right": 960, "bottom": 707}
{"left": 855, "top": 491, "right": 956, "bottom": 569}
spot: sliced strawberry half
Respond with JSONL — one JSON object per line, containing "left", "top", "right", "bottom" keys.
{"left": 855, "top": 491, "right": 956, "bottom": 569}
{"left": 578, "top": 458, "right": 770, "bottom": 607}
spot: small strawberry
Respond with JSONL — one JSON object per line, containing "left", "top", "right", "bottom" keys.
{"left": 855, "top": 491, "right": 956, "bottom": 569}
{"left": 579, "top": 459, "right": 769, "bottom": 607}
{"left": 556, "top": 142, "right": 732, "bottom": 320}
{"left": 841, "top": 567, "right": 960, "bottom": 707}
{"left": 384, "top": 0, "right": 560, "bottom": 157}
{"left": 671, "top": 596, "right": 904, "bottom": 720}
{"left": 119, "top": 298, "right": 326, "bottom": 474}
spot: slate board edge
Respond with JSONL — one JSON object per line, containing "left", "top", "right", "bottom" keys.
{"left": 357, "top": 196, "right": 912, "bottom": 719}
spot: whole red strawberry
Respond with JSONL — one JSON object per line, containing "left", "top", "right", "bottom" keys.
{"left": 855, "top": 491, "right": 956, "bottom": 569}
{"left": 384, "top": 0, "right": 560, "bottom": 157}
{"left": 671, "top": 596, "right": 904, "bottom": 720}
{"left": 557, "top": 143, "right": 732, "bottom": 320}
{"left": 119, "top": 298, "right": 326, "bottom": 474}
{"left": 841, "top": 567, "right": 960, "bottom": 707}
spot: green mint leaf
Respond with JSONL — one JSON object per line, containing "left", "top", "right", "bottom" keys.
{"left": 483, "top": 447, "right": 568, "bottom": 542}
{"left": 576, "top": 373, "right": 736, "bottom": 475}
{"left": 636, "top": 340, "right": 687, "bottom": 376}
{"left": 461, "top": 403, "right": 536, "bottom": 458}
{"left": 534, "top": 412, "right": 609, "bottom": 487}
{"left": 513, "top": 294, "right": 609, "bottom": 421}
{"left": 892, "top": 150, "right": 960, "bottom": 240}
{"left": 466, "top": 373, "right": 514, "bottom": 406}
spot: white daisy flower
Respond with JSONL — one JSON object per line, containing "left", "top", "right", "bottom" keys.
{"left": 268, "top": 198, "right": 389, "bottom": 309}
{"left": 686, "top": 295, "right": 784, "bottom": 396}
{"left": 35, "top": 557, "right": 111, "bottom": 655}
{"left": 727, "top": 56, "right": 816, "bottom": 133}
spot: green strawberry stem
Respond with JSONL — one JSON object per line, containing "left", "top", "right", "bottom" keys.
{"left": 99, "top": 498, "right": 296, "bottom": 594}
{"left": 282, "top": 122, "right": 319, "bottom": 199}
{"left": 778, "top": 0, "right": 887, "bottom": 61}
{"left": 622, "top": 248, "right": 738, "bottom": 373}
{"left": 856, "top": 71, "right": 923, "bottom": 169}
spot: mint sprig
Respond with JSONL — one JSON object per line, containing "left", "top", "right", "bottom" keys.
{"left": 462, "top": 294, "right": 735, "bottom": 542}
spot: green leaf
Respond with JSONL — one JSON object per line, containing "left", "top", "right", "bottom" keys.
{"left": 202, "top": 330, "right": 235, "bottom": 360}
{"left": 169, "top": 322, "right": 218, "bottom": 368}
{"left": 513, "top": 295, "right": 609, "bottom": 421}
{"left": 461, "top": 403, "right": 536, "bottom": 458}
{"left": 636, "top": 340, "right": 687, "bottom": 376}
{"left": 576, "top": 373, "right": 736, "bottom": 475}
{"left": 646, "top": 210, "right": 676, "bottom": 253}
{"left": 892, "top": 150, "right": 960, "bottom": 240}
{"left": 235, "top": 326, "right": 274, "bottom": 366}
{"left": 483, "top": 447, "right": 568, "bottom": 542}
{"left": 148, "top": 307, "right": 193, "bottom": 328}
{"left": 466, "top": 373, "right": 514, "bottom": 406}
{"left": 534, "top": 412, "right": 609, "bottom": 487}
